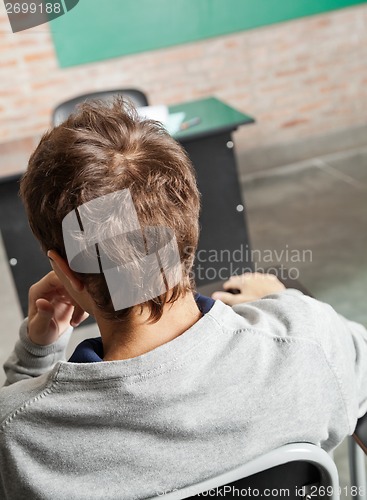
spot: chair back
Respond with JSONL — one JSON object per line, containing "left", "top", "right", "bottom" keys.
{"left": 148, "top": 443, "right": 340, "bottom": 500}
{"left": 52, "top": 89, "right": 149, "bottom": 126}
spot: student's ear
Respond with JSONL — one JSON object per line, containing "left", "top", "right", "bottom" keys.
{"left": 47, "top": 250, "right": 84, "bottom": 293}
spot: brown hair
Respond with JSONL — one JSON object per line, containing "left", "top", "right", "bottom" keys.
{"left": 20, "top": 98, "right": 200, "bottom": 323}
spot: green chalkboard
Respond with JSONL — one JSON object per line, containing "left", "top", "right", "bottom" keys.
{"left": 51, "top": 0, "right": 366, "bottom": 68}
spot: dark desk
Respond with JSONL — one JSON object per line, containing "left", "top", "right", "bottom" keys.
{"left": 0, "top": 174, "right": 48, "bottom": 317}
{"left": 171, "top": 97, "right": 255, "bottom": 293}
{"left": 0, "top": 97, "right": 255, "bottom": 315}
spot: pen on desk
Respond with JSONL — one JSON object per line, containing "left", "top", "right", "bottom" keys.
{"left": 180, "top": 117, "right": 201, "bottom": 131}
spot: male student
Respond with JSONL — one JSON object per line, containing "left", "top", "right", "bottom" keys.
{"left": 1, "top": 98, "right": 367, "bottom": 499}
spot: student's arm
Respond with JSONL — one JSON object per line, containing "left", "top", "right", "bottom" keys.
{"left": 221, "top": 275, "right": 367, "bottom": 436}
{"left": 319, "top": 303, "right": 367, "bottom": 426}
{"left": 3, "top": 272, "right": 88, "bottom": 386}
{"left": 281, "top": 293, "right": 367, "bottom": 432}
{"left": 3, "top": 318, "right": 73, "bottom": 385}
{"left": 293, "top": 293, "right": 367, "bottom": 426}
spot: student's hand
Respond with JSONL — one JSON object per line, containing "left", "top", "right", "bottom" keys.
{"left": 27, "top": 271, "right": 89, "bottom": 346}
{"left": 211, "top": 272, "right": 286, "bottom": 306}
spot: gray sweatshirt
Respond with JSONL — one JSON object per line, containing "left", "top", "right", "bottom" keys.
{"left": 1, "top": 290, "right": 367, "bottom": 499}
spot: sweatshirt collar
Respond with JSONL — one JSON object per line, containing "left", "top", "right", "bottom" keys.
{"left": 68, "top": 294, "right": 215, "bottom": 364}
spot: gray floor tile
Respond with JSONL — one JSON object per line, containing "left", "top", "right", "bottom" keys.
{"left": 325, "top": 148, "right": 367, "bottom": 185}
{"left": 242, "top": 155, "right": 367, "bottom": 326}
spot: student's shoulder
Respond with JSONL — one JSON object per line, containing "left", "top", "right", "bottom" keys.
{"left": 229, "top": 288, "right": 338, "bottom": 343}
{"left": 0, "top": 370, "right": 57, "bottom": 431}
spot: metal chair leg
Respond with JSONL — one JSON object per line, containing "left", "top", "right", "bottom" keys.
{"left": 348, "top": 436, "right": 366, "bottom": 500}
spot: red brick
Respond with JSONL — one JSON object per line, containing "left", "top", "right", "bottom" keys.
{"left": 281, "top": 118, "right": 309, "bottom": 128}
{"left": 24, "top": 51, "right": 54, "bottom": 63}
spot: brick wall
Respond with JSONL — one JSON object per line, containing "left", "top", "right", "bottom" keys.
{"left": 1, "top": 4, "right": 367, "bottom": 176}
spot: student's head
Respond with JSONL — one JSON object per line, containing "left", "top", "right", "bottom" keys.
{"left": 20, "top": 98, "right": 200, "bottom": 324}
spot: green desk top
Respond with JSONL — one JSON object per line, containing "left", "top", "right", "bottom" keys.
{"left": 170, "top": 97, "right": 255, "bottom": 142}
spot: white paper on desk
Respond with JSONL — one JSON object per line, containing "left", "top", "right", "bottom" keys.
{"left": 165, "top": 112, "right": 185, "bottom": 135}
{"left": 137, "top": 105, "right": 185, "bottom": 135}
{"left": 137, "top": 105, "right": 169, "bottom": 123}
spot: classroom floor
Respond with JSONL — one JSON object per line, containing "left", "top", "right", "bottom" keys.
{"left": 241, "top": 147, "right": 367, "bottom": 328}
{"left": 0, "top": 143, "right": 366, "bottom": 496}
